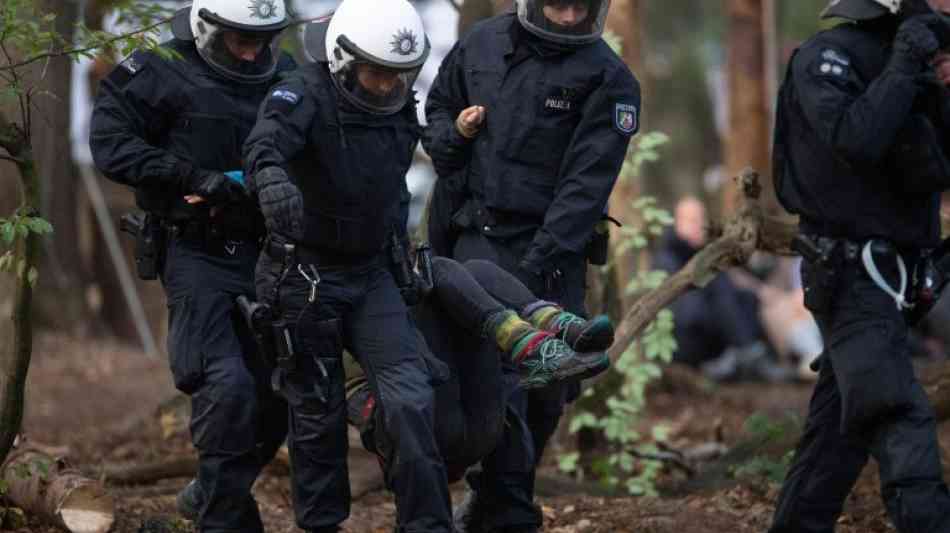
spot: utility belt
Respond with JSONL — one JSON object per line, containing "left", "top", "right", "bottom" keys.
{"left": 263, "top": 234, "right": 379, "bottom": 269}
{"left": 454, "top": 199, "right": 620, "bottom": 266}
{"left": 794, "top": 234, "right": 948, "bottom": 323}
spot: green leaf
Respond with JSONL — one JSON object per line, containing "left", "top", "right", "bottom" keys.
{"left": 0, "top": 251, "right": 12, "bottom": 272}
{"left": 1, "top": 221, "right": 14, "bottom": 244}
{"left": 27, "top": 266, "right": 38, "bottom": 287}
{"left": 568, "top": 412, "right": 599, "bottom": 434}
{"left": 26, "top": 217, "right": 53, "bottom": 235}
{"left": 558, "top": 451, "right": 580, "bottom": 473}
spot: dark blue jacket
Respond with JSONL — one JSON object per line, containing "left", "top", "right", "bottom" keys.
{"left": 90, "top": 39, "right": 295, "bottom": 234}
{"left": 423, "top": 14, "right": 640, "bottom": 273}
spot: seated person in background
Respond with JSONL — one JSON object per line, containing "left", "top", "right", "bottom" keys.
{"left": 653, "top": 196, "right": 793, "bottom": 382}
{"left": 346, "top": 256, "right": 614, "bottom": 481}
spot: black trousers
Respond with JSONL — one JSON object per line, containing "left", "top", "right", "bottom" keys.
{"left": 452, "top": 231, "right": 586, "bottom": 530}
{"left": 415, "top": 257, "right": 550, "bottom": 481}
{"left": 162, "top": 235, "right": 288, "bottom": 533}
{"left": 770, "top": 259, "right": 950, "bottom": 533}
{"left": 256, "top": 250, "right": 452, "bottom": 533}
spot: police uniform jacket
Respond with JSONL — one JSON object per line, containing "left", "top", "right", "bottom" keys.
{"left": 423, "top": 13, "right": 640, "bottom": 272}
{"left": 90, "top": 39, "right": 295, "bottom": 236}
{"left": 243, "top": 62, "right": 418, "bottom": 257}
{"left": 774, "top": 19, "right": 950, "bottom": 249}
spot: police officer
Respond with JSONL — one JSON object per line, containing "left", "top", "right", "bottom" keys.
{"left": 423, "top": 0, "right": 640, "bottom": 530}
{"left": 242, "top": 0, "right": 454, "bottom": 531}
{"left": 770, "top": 0, "right": 950, "bottom": 531}
{"left": 89, "top": 0, "right": 294, "bottom": 531}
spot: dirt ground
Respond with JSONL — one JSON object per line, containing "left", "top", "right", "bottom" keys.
{"left": 9, "top": 332, "right": 941, "bottom": 532}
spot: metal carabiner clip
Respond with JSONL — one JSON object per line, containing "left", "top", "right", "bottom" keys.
{"left": 297, "top": 263, "right": 321, "bottom": 303}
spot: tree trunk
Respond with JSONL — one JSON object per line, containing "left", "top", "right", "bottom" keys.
{"left": 2, "top": 450, "right": 115, "bottom": 533}
{"left": 722, "top": 0, "right": 778, "bottom": 215}
{"left": 605, "top": 0, "right": 646, "bottom": 316}
{"left": 33, "top": 0, "right": 88, "bottom": 331}
{"left": 0, "top": 112, "right": 40, "bottom": 466}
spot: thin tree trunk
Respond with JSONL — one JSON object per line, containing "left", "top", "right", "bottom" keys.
{"left": 0, "top": 111, "right": 40, "bottom": 466}
{"left": 34, "top": 0, "right": 87, "bottom": 330}
{"left": 605, "top": 0, "right": 646, "bottom": 316}
{"left": 722, "top": 0, "right": 777, "bottom": 215}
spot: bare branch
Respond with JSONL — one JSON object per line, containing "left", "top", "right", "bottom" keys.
{"left": 0, "top": 15, "right": 174, "bottom": 72}
{"left": 0, "top": 152, "right": 24, "bottom": 165}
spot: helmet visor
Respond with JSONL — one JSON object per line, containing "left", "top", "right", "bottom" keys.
{"left": 518, "top": 0, "right": 609, "bottom": 45}
{"left": 334, "top": 61, "right": 421, "bottom": 115}
{"left": 198, "top": 28, "right": 282, "bottom": 83}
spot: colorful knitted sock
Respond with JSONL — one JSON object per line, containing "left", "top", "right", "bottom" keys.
{"left": 487, "top": 310, "right": 536, "bottom": 353}
{"left": 509, "top": 329, "right": 555, "bottom": 364}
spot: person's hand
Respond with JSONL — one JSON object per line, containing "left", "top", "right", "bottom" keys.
{"left": 455, "top": 105, "right": 486, "bottom": 138}
{"left": 189, "top": 171, "right": 247, "bottom": 205}
{"left": 889, "top": 15, "right": 941, "bottom": 74}
{"left": 934, "top": 52, "right": 950, "bottom": 86}
{"left": 254, "top": 167, "right": 304, "bottom": 241}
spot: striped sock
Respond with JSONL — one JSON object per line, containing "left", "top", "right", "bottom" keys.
{"left": 510, "top": 330, "right": 554, "bottom": 364}
{"left": 528, "top": 305, "right": 561, "bottom": 330}
{"left": 490, "top": 310, "right": 536, "bottom": 352}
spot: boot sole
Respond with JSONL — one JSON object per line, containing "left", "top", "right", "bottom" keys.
{"left": 519, "top": 351, "right": 610, "bottom": 389}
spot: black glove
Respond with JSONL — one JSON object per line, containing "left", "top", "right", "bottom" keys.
{"left": 889, "top": 15, "right": 941, "bottom": 75}
{"left": 517, "top": 260, "right": 546, "bottom": 296}
{"left": 253, "top": 167, "right": 304, "bottom": 241}
{"left": 189, "top": 170, "right": 247, "bottom": 205}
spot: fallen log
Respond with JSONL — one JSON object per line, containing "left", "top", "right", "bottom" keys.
{"left": 2, "top": 449, "right": 114, "bottom": 533}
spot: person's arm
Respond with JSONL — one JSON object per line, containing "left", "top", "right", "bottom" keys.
{"left": 422, "top": 42, "right": 476, "bottom": 177}
{"left": 793, "top": 19, "right": 937, "bottom": 167}
{"left": 89, "top": 51, "right": 192, "bottom": 189}
{"left": 243, "top": 77, "right": 317, "bottom": 241}
{"left": 243, "top": 77, "right": 316, "bottom": 180}
{"left": 521, "top": 66, "right": 640, "bottom": 274}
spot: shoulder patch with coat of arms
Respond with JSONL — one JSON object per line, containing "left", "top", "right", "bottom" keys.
{"left": 614, "top": 103, "right": 638, "bottom": 135}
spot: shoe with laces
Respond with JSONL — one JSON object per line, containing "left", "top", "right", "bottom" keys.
{"left": 513, "top": 332, "right": 609, "bottom": 388}
{"left": 548, "top": 312, "right": 615, "bottom": 352}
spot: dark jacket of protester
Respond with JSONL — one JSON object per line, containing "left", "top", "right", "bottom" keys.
{"left": 423, "top": 12, "right": 639, "bottom": 532}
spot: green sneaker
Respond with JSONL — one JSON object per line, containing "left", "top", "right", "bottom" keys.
{"left": 549, "top": 313, "right": 615, "bottom": 352}
{"left": 514, "top": 333, "right": 609, "bottom": 388}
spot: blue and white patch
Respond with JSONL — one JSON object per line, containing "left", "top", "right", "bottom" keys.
{"left": 121, "top": 55, "right": 142, "bottom": 75}
{"left": 821, "top": 48, "right": 850, "bottom": 67}
{"left": 814, "top": 48, "right": 851, "bottom": 78}
{"left": 271, "top": 89, "right": 299, "bottom": 105}
{"left": 614, "top": 103, "right": 638, "bottom": 135}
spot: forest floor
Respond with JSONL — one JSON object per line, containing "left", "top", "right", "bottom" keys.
{"left": 11, "top": 332, "right": 940, "bottom": 532}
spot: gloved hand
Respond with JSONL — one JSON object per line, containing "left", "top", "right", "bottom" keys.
{"left": 889, "top": 15, "right": 941, "bottom": 75}
{"left": 188, "top": 170, "right": 248, "bottom": 205}
{"left": 517, "top": 260, "right": 547, "bottom": 296}
{"left": 253, "top": 166, "right": 304, "bottom": 241}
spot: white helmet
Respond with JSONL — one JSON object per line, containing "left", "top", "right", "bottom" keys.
{"left": 174, "top": 0, "right": 290, "bottom": 83}
{"left": 516, "top": 0, "right": 610, "bottom": 46}
{"left": 325, "top": 0, "right": 430, "bottom": 115}
{"left": 821, "top": 0, "right": 900, "bottom": 20}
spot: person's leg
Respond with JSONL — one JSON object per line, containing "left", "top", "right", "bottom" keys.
{"left": 462, "top": 258, "right": 614, "bottom": 353}
{"left": 768, "top": 364, "right": 870, "bottom": 532}
{"left": 164, "top": 238, "right": 273, "bottom": 533}
{"left": 256, "top": 254, "right": 350, "bottom": 532}
{"left": 428, "top": 256, "right": 604, "bottom": 388}
{"left": 872, "top": 383, "right": 950, "bottom": 532}
{"left": 347, "top": 264, "right": 453, "bottom": 533}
